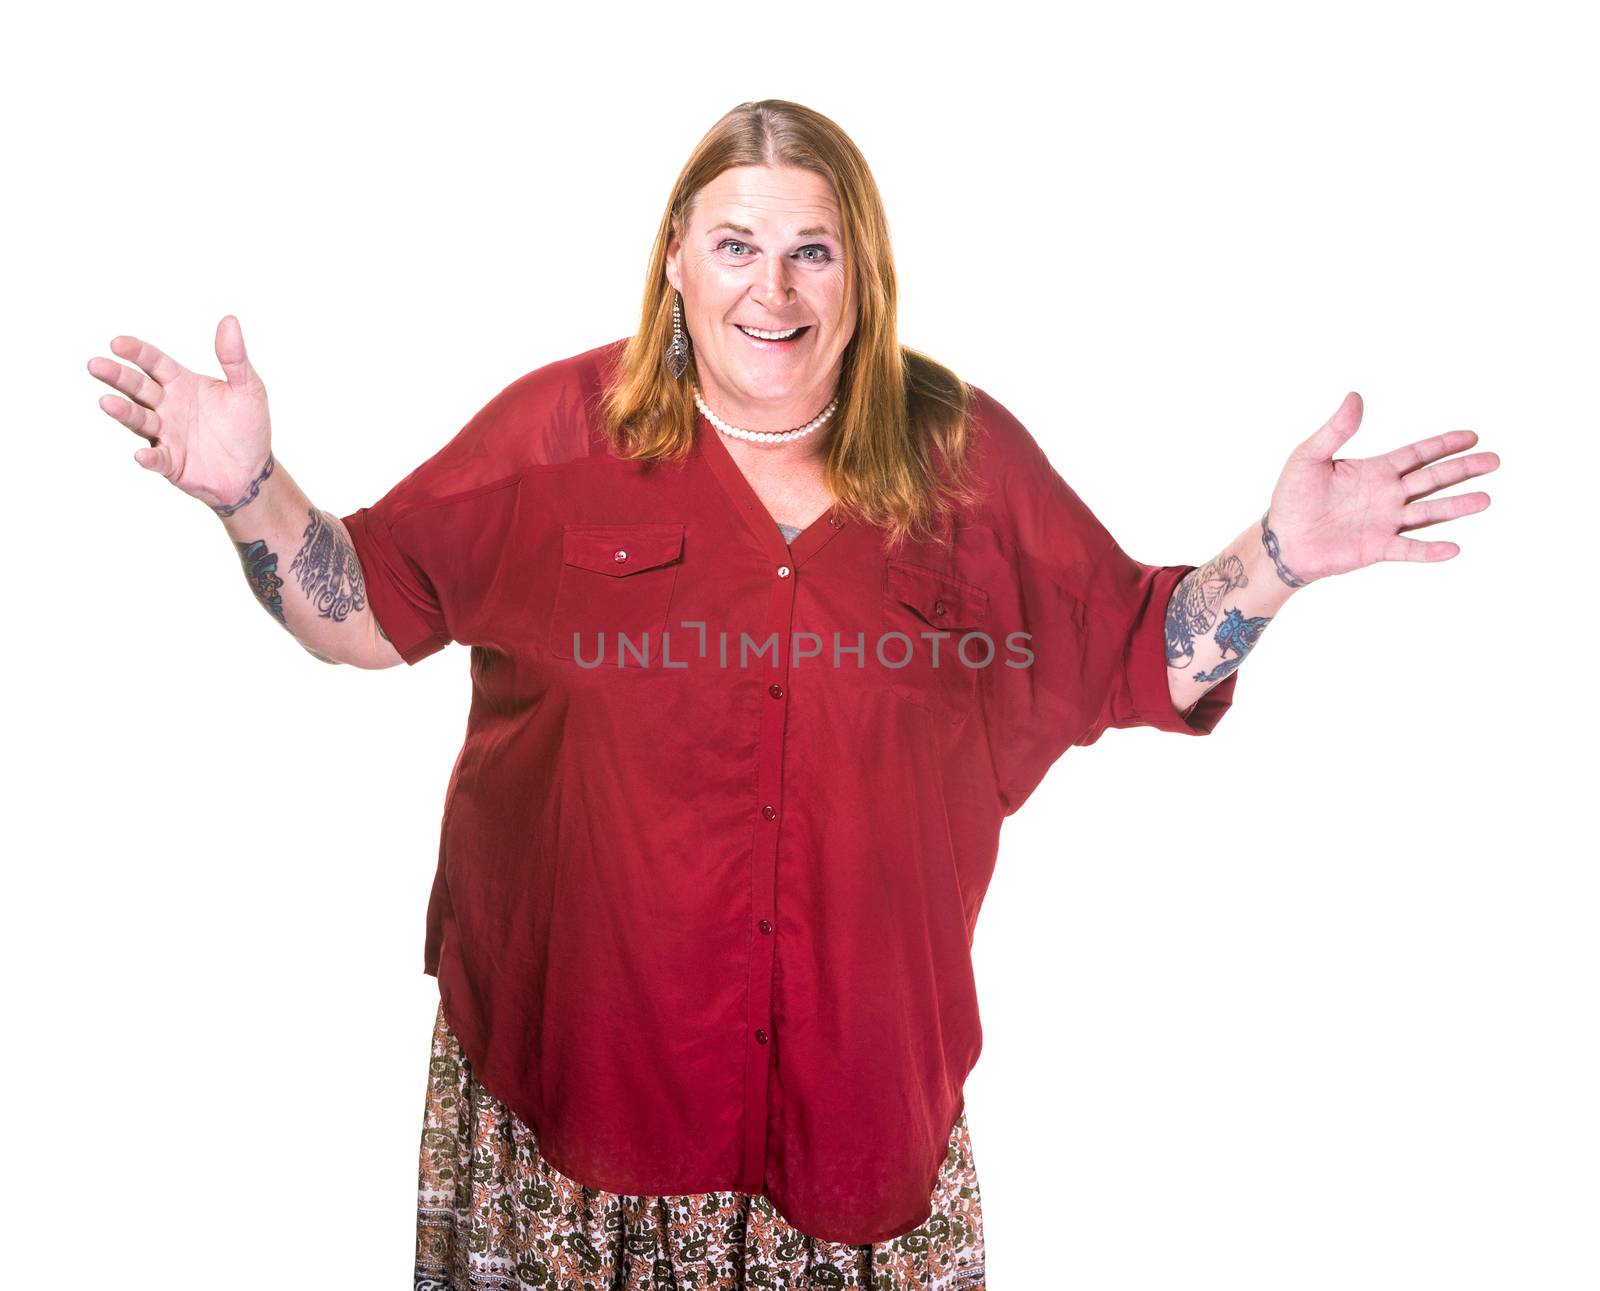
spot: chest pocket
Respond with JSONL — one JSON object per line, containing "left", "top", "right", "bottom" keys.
{"left": 880, "top": 558, "right": 991, "bottom": 725}
{"left": 549, "top": 523, "right": 684, "bottom": 667}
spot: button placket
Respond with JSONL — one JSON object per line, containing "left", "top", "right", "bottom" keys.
{"left": 738, "top": 553, "right": 798, "bottom": 1194}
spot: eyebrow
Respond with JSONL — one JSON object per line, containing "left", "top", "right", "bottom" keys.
{"left": 709, "top": 221, "right": 838, "bottom": 240}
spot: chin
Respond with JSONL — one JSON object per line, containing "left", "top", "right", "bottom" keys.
{"left": 719, "top": 372, "right": 798, "bottom": 402}
{"left": 739, "top": 374, "right": 806, "bottom": 398}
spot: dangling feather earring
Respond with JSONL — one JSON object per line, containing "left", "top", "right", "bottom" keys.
{"left": 664, "top": 291, "right": 691, "bottom": 380}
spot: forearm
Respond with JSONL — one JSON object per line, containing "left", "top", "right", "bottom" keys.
{"left": 215, "top": 452, "right": 389, "bottom": 667}
{"left": 1166, "top": 510, "right": 1308, "bottom": 716}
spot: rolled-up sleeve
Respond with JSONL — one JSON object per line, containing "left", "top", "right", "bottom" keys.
{"left": 1079, "top": 546, "right": 1239, "bottom": 741}
{"left": 340, "top": 501, "right": 455, "bottom": 665}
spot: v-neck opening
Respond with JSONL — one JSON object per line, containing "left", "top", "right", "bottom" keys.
{"left": 693, "top": 410, "right": 847, "bottom": 567}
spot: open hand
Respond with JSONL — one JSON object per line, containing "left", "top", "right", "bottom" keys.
{"left": 1266, "top": 393, "right": 1500, "bottom": 584}
{"left": 87, "top": 315, "right": 273, "bottom": 514}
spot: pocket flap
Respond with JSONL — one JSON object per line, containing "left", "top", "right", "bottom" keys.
{"left": 886, "top": 559, "right": 989, "bottom": 629}
{"left": 561, "top": 523, "right": 685, "bottom": 577}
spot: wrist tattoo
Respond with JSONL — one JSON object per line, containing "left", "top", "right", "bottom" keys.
{"left": 212, "top": 452, "right": 276, "bottom": 518}
{"left": 288, "top": 506, "right": 368, "bottom": 623}
{"left": 1260, "top": 511, "right": 1309, "bottom": 588}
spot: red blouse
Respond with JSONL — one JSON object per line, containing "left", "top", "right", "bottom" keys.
{"left": 339, "top": 337, "right": 1238, "bottom": 1245}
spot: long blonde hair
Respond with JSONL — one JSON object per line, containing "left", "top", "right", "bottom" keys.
{"left": 598, "top": 99, "right": 983, "bottom": 550}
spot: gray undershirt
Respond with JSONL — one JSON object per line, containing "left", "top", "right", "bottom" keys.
{"left": 777, "top": 522, "right": 804, "bottom": 545}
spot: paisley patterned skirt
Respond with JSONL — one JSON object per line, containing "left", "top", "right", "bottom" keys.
{"left": 415, "top": 998, "right": 987, "bottom": 1290}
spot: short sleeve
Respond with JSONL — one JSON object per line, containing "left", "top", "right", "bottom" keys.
{"left": 338, "top": 388, "right": 528, "bottom": 665}
{"left": 972, "top": 389, "right": 1239, "bottom": 815}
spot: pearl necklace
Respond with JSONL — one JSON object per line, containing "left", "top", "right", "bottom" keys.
{"left": 693, "top": 384, "right": 839, "bottom": 444}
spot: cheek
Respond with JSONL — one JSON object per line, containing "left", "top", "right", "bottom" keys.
{"left": 821, "top": 274, "right": 854, "bottom": 326}
{"left": 821, "top": 292, "right": 856, "bottom": 342}
{"left": 685, "top": 271, "right": 744, "bottom": 316}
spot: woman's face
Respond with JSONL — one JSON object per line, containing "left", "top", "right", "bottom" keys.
{"left": 666, "top": 164, "right": 857, "bottom": 432}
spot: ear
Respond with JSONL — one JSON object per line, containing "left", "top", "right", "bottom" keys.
{"left": 664, "top": 234, "right": 682, "bottom": 294}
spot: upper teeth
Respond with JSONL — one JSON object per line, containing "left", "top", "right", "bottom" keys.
{"left": 738, "top": 325, "right": 802, "bottom": 340}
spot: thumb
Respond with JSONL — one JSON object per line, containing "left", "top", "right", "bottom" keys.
{"left": 215, "top": 314, "right": 260, "bottom": 390}
{"left": 1291, "top": 391, "right": 1364, "bottom": 463}
{"left": 134, "top": 442, "right": 172, "bottom": 476}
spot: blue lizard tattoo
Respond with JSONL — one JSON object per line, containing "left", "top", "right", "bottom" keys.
{"left": 1192, "top": 606, "right": 1272, "bottom": 683}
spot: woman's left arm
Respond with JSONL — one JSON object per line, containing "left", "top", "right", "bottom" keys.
{"left": 1166, "top": 391, "right": 1501, "bottom": 718}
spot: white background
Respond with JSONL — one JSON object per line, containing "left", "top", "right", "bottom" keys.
{"left": 8, "top": 0, "right": 1594, "bottom": 1286}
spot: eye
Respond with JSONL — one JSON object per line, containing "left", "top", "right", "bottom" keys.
{"left": 716, "top": 239, "right": 834, "bottom": 264}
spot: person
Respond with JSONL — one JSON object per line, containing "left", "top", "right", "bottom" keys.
{"left": 86, "top": 99, "right": 1499, "bottom": 1290}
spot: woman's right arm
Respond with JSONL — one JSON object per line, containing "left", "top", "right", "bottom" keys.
{"left": 87, "top": 315, "right": 401, "bottom": 670}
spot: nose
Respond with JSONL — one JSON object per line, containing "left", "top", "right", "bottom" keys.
{"left": 751, "top": 254, "right": 795, "bottom": 312}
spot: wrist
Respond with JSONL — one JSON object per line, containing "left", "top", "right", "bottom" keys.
{"left": 1259, "top": 508, "right": 1315, "bottom": 590}
{"left": 210, "top": 449, "right": 279, "bottom": 521}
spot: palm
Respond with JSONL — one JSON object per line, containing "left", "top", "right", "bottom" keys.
{"left": 87, "top": 315, "right": 273, "bottom": 510}
{"left": 1267, "top": 393, "right": 1500, "bottom": 584}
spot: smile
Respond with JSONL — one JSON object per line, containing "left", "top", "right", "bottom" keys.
{"left": 736, "top": 324, "right": 810, "bottom": 345}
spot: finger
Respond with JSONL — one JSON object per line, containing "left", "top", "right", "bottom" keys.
{"left": 134, "top": 442, "right": 173, "bottom": 476}
{"left": 215, "top": 314, "right": 260, "bottom": 390}
{"left": 86, "top": 354, "right": 163, "bottom": 411}
{"left": 1399, "top": 491, "right": 1492, "bottom": 531}
{"left": 97, "top": 391, "right": 162, "bottom": 441}
{"left": 1291, "top": 391, "right": 1363, "bottom": 463}
{"left": 1381, "top": 428, "right": 1481, "bottom": 475}
{"left": 1383, "top": 534, "right": 1460, "bottom": 562}
{"left": 107, "top": 334, "right": 185, "bottom": 385}
{"left": 1400, "top": 450, "right": 1502, "bottom": 502}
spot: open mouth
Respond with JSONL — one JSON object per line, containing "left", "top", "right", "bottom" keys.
{"left": 735, "top": 323, "right": 812, "bottom": 347}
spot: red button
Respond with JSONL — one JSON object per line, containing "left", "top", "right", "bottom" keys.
{"left": 761, "top": 804, "right": 777, "bottom": 820}
{"left": 932, "top": 599, "right": 946, "bottom": 616}
{"left": 768, "top": 683, "right": 784, "bottom": 699}
{"left": 613, "top": 549, "right": 628, "bottom": 563}
{"left": 758, "top": 919, "right": 772, "bottom": 934}
{"left": 754, "top": 1029, "right": 770, "bottom": 1045}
